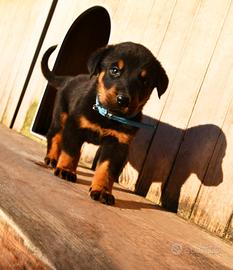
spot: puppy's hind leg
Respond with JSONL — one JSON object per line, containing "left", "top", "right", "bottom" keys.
{"left": 54, "top": 116, "right": 83, "bottom": 182}
{"left": 44, "top": 124, "right": 62, "bottom": 168}
{"left": 45, "top": 112, "right": 68, "bottom": 168}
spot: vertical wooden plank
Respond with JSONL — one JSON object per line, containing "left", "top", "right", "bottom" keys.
{"left": 164, "top": 2, "right": 233, "bottom": 218}
{"left": 189, "top": 96, "right": 233, "bottom": 236}
{"left": 118, "top": 0, "right": 177, "bottom": 189}
{"left": 12, "top": 0, "right": 111, "bottom": 132}
{"left": 138, "top": 0, "right": 230, "bottom": 203}
{"left": 0, "top": 1, "right": 22, "bottom": 114}
{"left": 125, "top": 0, "right": 202, "bottom": 192}
{"left": 0, "top": 0, "right": 53, "bottom": 127}
{"left": 143, "top": 0, "right": 201, "bottom": 119}
{"left": 110, "top": 0, "right": 155, "bottom": 44}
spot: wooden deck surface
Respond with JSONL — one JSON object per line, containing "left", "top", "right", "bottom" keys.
{"left": 0, "top": 124, "right": 232, "bottom": 270}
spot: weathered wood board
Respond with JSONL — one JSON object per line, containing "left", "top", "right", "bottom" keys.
{"left": 138, "top": 0, "right": 231, "bottom": 207}
{"left": 128, "top": 0, "right": 202, "bottom": 193}
{"left": 0, "top": 0, "right": 53, "bottom": 127}
{"left": 118, "top": 0, "right": 178, "bottom": 189}
{"left": 0, "top": 124, "right": 233, "bottom": 269}
{"left": 168, "top": 2, "right": 233, "bottom": 220}
{"left": 12, "top": 0, "right": 110, "bottom": 132}
{"left": 190, "top": 97, "right": 233, "bottom": 237}
{"left": 0, "top": 222, "right": 50, "bottom": 270}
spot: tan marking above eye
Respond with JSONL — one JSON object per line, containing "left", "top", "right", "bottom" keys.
{"left": 117, "top": 59, "right": 125, "bottom": 70}
{"left": 141, "top": 69, "right": 147, "bottom": 77}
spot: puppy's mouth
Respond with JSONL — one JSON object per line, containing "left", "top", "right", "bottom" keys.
{"left": 109, "top": 107, "right": 133, "bottom": 118}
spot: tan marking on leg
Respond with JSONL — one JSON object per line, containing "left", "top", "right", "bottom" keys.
{"left": 47, "top": 133, "right": 61, "bottom": 161}
{"left": 57, "top": 151, "right": 79, "bottom": 173}
{"left": 79, "top": 116, "right": 133, "bottom": 144}
{"left": 91, "top": 161, "right": 111, "bottom": 192}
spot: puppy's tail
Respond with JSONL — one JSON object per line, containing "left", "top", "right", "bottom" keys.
{"left": 41, "top": 45, "right": 66, "bottom": 89}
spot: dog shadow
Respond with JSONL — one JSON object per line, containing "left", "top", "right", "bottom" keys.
{"left": 127, "top": 116, "right": 227, "bottom": 212}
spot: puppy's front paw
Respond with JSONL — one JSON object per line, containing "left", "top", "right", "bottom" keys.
{"left": 54, "top": 167, "right": 77, "bottom": 182}
{"left": 90, "top": 189, "right": 115, "bottom": 205}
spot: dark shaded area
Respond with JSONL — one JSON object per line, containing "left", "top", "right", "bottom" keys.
{"left": 32, "top": 6, "right": 111, "bottom": 135}
{"left": 132, "top": 117, "right": 226, "bottom": 212}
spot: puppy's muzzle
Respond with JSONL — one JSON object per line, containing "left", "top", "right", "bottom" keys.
{"left": 117, "top": 94, "right": 130, "bottom": 108}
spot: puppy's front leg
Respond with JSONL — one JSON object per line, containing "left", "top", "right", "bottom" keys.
{"left": 90, "top": 141, "right": 129, "bottom": 205}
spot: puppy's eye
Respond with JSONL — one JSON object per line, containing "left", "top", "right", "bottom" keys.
{"left": 109, "top": 66, "right": 121, "bottom": 78}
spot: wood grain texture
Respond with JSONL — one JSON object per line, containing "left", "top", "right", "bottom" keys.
{"left": 0, "top": 222, "right": 50, "bottom": 270}
{"left": 0, "top": 124, "right": 233, "bottom": 269}
{"left": 118, "top": 0, "right": 177, "bottom": 190}
{"left": 110, "top": 0, "right": 155, "bottom": 44}
{"left": 138, "top": 0, "right": 231, "bottom": 205}
{"left": 167, "top": 2, "right": 233, "bottom": 219}
{"left": 190, "top": 98, "right": 233, "bottom": 237}
{"left": 133, "top": 0, "right": 202, "bottom": 196}
{"left": 12, "top": 0, "right": 109, "bottom": 132}
{"left": 0, "top": 0, "right": 53, "bottom": 126}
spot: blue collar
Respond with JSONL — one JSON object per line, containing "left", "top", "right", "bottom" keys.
{"left": 93, "top": 96, "right": 155, "bottom": 129}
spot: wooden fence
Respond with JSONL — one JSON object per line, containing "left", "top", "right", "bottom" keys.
{"left": 0, "top": 0, "right": 232, "bottom": 241}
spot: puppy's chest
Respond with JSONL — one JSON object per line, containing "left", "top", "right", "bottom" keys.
{"left": 78, "top": 116, "right": 132, "bottom": 144}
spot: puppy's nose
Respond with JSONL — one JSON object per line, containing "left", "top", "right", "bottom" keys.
{"left": 117, "top": 95, "right": 130, "bottom": 107}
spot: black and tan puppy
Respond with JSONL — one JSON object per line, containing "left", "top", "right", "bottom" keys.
{"left": 41, "top": 42, "right": 168, "bottom": 205}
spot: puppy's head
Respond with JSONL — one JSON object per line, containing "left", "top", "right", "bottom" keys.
{"left": 88, "top": 42, "right": 168, "bottom": 117}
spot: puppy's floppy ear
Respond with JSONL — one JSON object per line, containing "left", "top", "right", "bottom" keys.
{"left": 154, "top": 62, "right": 169, "bottom": 99}
{"left": 87, "top": 45, "right": 113, "bottom": 77}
